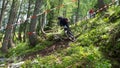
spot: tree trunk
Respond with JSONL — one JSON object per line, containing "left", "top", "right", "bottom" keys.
{"left": 23, "top": 0, "right": 32, "bottom": 42}
{"left": 37, "top": 16, "right": 41, "bottom": 36}
{"left": 119, "top": 1, "right": 120, "bottom": 6}
{"left": 1, "top": 0, "right": 20, "bottom": 53}
{"left": 40, "top": 13, "right": 47, "bottom": 34}
{"left": 13, "top": 0, "right": 23, "bottom": 42}
{"left": 47, "top": 5, "right": 54, "bottom": 29}
{"left": 75, "top": 0, "right": 80, "bottom": 22}
{"left": 18, "top": 23, "right": 23, "bottom": 42}
{"left": 29, "top": 0, "right": 42, "bottom": 46}
{"left": 0, "top": 0, "right": 9, "bottom": 28}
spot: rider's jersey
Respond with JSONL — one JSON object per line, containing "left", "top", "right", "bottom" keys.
{"left": 59, "top": 18, "right": 69, "bottom": 26}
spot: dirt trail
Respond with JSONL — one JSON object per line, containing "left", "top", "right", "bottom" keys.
{"left": 22, "top": 34, "right": 80, "bottom": 60}
{"left": 22, "top": 39, "right": 70, "bottom": 60}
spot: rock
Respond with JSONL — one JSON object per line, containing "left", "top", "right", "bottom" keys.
{"left": 0, "top": 64, "right": 5, "bottom": 67}
{"left": 8, "top": 61, "right": 24, "bottom": 68}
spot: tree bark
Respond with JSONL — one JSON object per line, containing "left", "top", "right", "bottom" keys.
{"left": 36, "top": 16, "right": 41, "bottom": 36}
{"left": 18, "top": 22, "right": 23, "bottom": 42}
{"left": 75, "top": 0, "right": 80, "bottom": 22}
{"left": 1, "top": 0, "right": 20, "bottom": 53}
{"left": 0, "top": 0, "right": 9, "bottom": 28}
{"left": 29, "top": 0, "right": 42, "bottom": 46}
{"left": 41, "top": 13, "right": 47, "bottom": 34}
{"left": 23, "top": 0, "right": 32, "bottom": 42}
{"left": 13, "top": 0, "right": 23, "bottom": 42}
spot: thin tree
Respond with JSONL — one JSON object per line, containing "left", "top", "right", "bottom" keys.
{"left": 14, "top": 0, "right": 23, "bottom": 42}
{"left": 75, "top": 0, "right": 80, "bottom": 22}
{"left": 41, "top": 12, "right": 47, "bottom": 34}
{"left": 29, "top": 0, "right": 42, "bottom": 46}
{"left": 0, "top": 0, "right": 9, "bottom": 28}
{"left": 23, "top": 0, "right": 33, "bottom": 42}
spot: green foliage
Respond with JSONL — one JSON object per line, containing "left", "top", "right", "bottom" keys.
{"left": 7, "top": 40, "right": 54, "bottom": 58}
{"left": 0, "top": 51, "right": 6, "bottom": 57}
{"left": 22, "top": 45, "right": 111, "bottom": 68}
{"left": 21, "top": 60, "right": 32, "bottom": 68}
{"left": 21, "top": 6, "right": 120, "bottom": 68}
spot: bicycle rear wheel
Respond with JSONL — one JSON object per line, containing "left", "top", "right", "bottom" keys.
{"left": 65, "top": 30, "right": 75, "bottom": 42}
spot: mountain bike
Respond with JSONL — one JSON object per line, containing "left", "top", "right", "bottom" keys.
{"left": 63, "top": 25, "right": 75, "bottom": 42}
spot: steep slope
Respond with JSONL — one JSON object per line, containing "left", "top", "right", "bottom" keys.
{"left": 20, "top": 6, "right": 120, "bottom": 68}
{"left": 4, "top": 6, "right": 120, "bottom": 68}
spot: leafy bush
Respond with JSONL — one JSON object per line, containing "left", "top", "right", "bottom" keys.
{"left": 7, "top": 40, "right": 54, "bottom": 58}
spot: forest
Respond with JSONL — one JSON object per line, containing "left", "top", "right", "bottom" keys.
{"left": 0, "top": 0, "right": 120, "bottom": 68}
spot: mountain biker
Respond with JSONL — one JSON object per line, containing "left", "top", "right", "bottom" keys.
{"left": 88, "top": 8, "right": 95, "bottom": 18}
{"left": 57, "top": 16, "right": 75, "bottom": 41}
{"left": 57, "top": 16, "right": 70, "bottom": 31}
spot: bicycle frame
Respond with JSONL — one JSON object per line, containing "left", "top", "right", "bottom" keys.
{"left": 63, "top": 26, "right": 75, "bottom": 41}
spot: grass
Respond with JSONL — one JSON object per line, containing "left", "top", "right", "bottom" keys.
{"left": 7, "top": 39, "right": 54, "bottom": 58}
{"left": 21, "top": 45, "right": 111, "bottom": 68}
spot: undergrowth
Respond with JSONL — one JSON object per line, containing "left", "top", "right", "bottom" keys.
{"left": 21, "top": 45, "right": 111, "bottom": 68}
{"left": 7, "top": 40, "right": 54, "bottom": 58}
{"left": 21, "top": 6, "right": 120, "bottom": 68}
